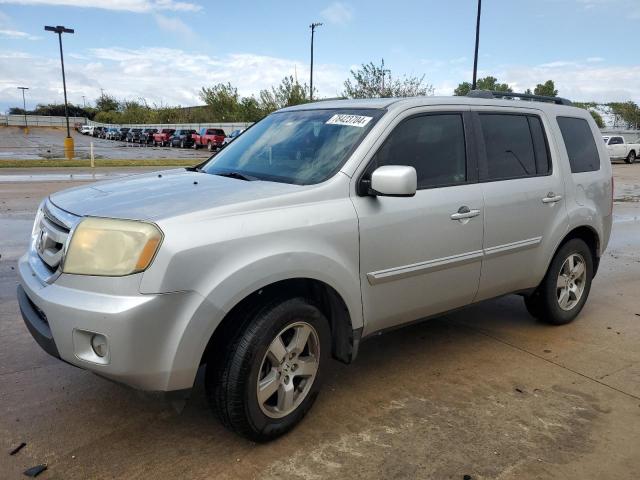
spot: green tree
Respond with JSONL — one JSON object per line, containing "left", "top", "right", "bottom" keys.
{"left": 608, "top": 101, "right": 640, "bottom": 129}
{"left": 199, "top": 83, "right": 242, "bottom": 122}
{"left": 95, "top": 92, "right": 120, "bottom": 112}
{"left": 343, "top": 61, "right": 433, "bottom": 99}
{"left": 573, "top": 102, "right": 606, "bottom": 128}
{"left": 533, "top": 80, "right": 558, "bottom": 97}
{"left": 259, "top": 75, "right": 312, "bottom": 110}
{"left": 454, "top": 76, "right": 512, "bottom": 96}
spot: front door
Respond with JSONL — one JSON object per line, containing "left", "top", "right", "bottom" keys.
{"left": 352, "top": 110, "right": 485, "bottom": 336}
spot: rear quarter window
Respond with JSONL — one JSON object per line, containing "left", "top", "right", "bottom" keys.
{"left": 557, "top": 116, "right": 600, "bottom": 173}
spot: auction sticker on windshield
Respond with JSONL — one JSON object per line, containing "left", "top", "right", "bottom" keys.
{"left": 326, "top": 114, "right": 373, "bottom": 128}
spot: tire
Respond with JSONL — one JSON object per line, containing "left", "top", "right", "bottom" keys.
{"left": 529, "top": 238, "right": 593, "bottom": 325}
{"left": 626, "top": 151, "right": 636, "bottom": 164}
{"left": 206, "top": 297, "right": 330, "bottom": 442}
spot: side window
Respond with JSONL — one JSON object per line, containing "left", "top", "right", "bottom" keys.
{"left": 371, "top": 114, "right": 467, "bottom": 189}
{"left": 610, "top": 137, "right": 623, "bottom": 145}
{"left": 479, "top": 114, "right": 549, "bottom": 181}
{"left": 557, "top": 116, "right": 600, "bottom": 173}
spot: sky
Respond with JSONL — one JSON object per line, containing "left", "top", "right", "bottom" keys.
{"left": 0, "top": 0, "right": 638, "bottom": 113}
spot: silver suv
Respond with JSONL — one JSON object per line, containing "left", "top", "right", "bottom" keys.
{"left": 18, "top": 93, "right": 613, "bottom": 441}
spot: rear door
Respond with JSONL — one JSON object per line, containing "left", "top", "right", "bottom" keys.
{"left": 352, "top": 108, "right": 485, "bottom": 335}
{"left": 472, "top": 108, "right": 569, "bottom": 300}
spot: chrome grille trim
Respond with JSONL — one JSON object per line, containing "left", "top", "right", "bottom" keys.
{"left": 30, "top": 198, "right": 80, "bottom": 284}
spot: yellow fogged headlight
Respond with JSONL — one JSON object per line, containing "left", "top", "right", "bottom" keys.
{"left": 63, "top": 217, "right": 163, "bottom": 276}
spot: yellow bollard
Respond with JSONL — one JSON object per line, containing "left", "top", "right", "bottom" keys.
{"left": 23, "top": 127, "right": 29, "bottom": 135}
{"left": 64, "top": 136, "right": 74, "bottom": 160}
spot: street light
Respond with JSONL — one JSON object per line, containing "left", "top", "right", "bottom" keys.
{"left": 309, "top": 22, "right": 323, "bottom": 102}
{"left": 17, "top": 86, "right": 29, "bottom": 133}
{"left": 471, "top": 0, "right": 482, "bottom": 90}
{"left": 44, "top": 24, "right": 74, "bottom": 157}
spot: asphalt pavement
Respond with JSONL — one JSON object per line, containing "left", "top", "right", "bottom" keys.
{"left": 0, "top": 164, "right": 639, "bottom": 479}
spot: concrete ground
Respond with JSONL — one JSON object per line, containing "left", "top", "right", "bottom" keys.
{"left": 0, "top": 164, "right": 639, "bottom": 479}
{"left": 0, "top": 127, "right": 211, "bottom": 160}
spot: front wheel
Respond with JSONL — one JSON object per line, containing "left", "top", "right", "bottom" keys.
{"left": 626, "top": 151, "right": 636, "bottom": 164}
{"left": 525, "top": 238, "right": 593, "bottom": 325}
{"left": 206, "top": 297, "right": 330, "bottom": 442}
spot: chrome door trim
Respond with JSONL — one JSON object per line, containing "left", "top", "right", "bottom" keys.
{"left": 482, "top": 236, "right": 542, "bottom": 259}
{"left": 366, "top": 236, "right": 543, "bottom": 285}
{"left": 366, "top": 249, "right": 484, "bottom": 285}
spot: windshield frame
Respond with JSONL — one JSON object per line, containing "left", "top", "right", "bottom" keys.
{"left": 200, "top": 107, "right": 386, "bottom": 185}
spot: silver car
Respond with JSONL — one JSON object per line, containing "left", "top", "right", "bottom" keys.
{"left": 18, "top": 93, "right": 613, "bottom": 441}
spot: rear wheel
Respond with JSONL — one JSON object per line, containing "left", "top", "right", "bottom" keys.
{"left": 626, "top": 151, "right": 636, "bottom": 164}
{"left": 525, "top": 238, "right": 593, "bottom": 325}
{"left": 206, "top": 297, "right": 330, "bottom": 442}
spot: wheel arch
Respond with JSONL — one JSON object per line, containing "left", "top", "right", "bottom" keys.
{"left": 553, "top": 225, "right": 600, "bottom": 277}
{"left": 200, "top": 277, "right": 359, "bottom": 368}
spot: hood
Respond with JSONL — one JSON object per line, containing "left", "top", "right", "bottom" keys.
{"left": 49, "top": 169, "right": 303, "bottom": 220}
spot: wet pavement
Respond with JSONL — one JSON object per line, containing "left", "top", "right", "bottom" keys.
{"left": 0, "top": 127, "right": 212, "bottom": 160}
{"left": 0, "top": 164, "right": 639, "bottom": 479}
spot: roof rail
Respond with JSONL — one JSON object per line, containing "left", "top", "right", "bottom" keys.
{"left": 467, "top": 90, "right": 573, "bottom": 106}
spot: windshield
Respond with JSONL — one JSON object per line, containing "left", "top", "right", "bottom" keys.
{"left": 202, "top": 108, "right": 384, "bottom": 185}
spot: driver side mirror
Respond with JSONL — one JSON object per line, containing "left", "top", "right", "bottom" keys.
{"left": 368, "top": 165, "right": 417, "bottom": 197}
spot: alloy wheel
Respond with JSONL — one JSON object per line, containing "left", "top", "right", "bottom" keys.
{"left": 556, "top": 253, "right": 587, "bottom": 311}
{"left": 257, "top": 322, "right": 320, "bottom": 418}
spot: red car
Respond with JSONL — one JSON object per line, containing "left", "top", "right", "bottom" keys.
{"left": 192, "top": 128, "right": 226, "bottom": 151}
{"left": 153, "top": 128, "right": 175, "bottom": 147}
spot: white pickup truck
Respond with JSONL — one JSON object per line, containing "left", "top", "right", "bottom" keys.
{"left": 603, "top": 135, "right": 640, "bottom": 164}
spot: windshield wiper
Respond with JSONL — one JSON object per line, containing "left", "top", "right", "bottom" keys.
{"left": 214, "top": 171, "right": 259, "bottom": 181}
{"left": 184, "top": 166, "right": 203, "bottom": 172}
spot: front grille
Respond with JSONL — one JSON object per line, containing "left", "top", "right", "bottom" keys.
{"left": 34, "top": 200, "right": 76, "bottom": 272}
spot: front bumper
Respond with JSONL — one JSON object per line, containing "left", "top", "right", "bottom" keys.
{"left": 17, "top": 253, "right": 213, "bottom": 391}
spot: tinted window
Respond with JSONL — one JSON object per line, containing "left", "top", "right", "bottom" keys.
{"left": 610, "top": 137, "right": 623, "bottom": 145}
{"left": 372, "top": 114, "right": 467, "bottom": 189}
{"left": 479, "top": 114, "right": 546, "bottom": 180}
{"left": 557, "top": 117, "right": 600, "bottom": 173}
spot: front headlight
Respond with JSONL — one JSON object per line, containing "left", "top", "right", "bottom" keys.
{"left": 63, "top": 217, "right": 163, "bottom": 276}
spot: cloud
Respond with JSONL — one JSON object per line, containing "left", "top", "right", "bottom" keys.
{"left": 0, "top": 46, "right": 348, "bottom": 111}
{"left": 0, "top": 0, "right": 201, "bottom": 13}
{"left": 321, "top": 2, "right": 353, "bottom": 25}
{"left": 154, "top": 13, "right": 194, "bottom": 38}
{"left": 0, "top": 28, "right": 40, "bottom": 39}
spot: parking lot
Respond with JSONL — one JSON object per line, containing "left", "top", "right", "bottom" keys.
{"left": 0, "top": 164, "right": 639, "bottom": 479}
{"left": 0, "top": 127, "right": 212, "bottom": 161}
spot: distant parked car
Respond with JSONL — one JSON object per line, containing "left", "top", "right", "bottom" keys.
{"left": 126, "top": 128, "right": 144, "bottom": 143}
{"left": 104, "top": 127, "right": 119, "bottom": 140}
{"left": 169, "top": 129, "right": 197, "bottom": 148}
{"left": 115, "top": 127, "right": 130, "bottom": 141}
{"left": 139, "top": 128, "right": 158, "bottom": 144}
{"left": 222, "top": 128, "right": 245, "bottom": 146}
{"left": 92, "top": 126, "right": 105, "bottom": 138}
{"left": 603, "top": 135, "right": 640, "bottom": 164}
{"left": 192, "top": 128, "right": 226, "bottom": 151}
{"left": 153, "top": 129, "right": 175, "bottom": 147}
{"left": 80, "top": 125, "right": 92, "bottom": 135}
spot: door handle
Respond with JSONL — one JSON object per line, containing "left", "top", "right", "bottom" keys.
{"left": 450, "top": 206, "right": 481, "bottom": 220}
{"left": 542, "top": 192, "right": 563, "bottom": 204}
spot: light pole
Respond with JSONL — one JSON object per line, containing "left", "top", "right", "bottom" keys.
{"left": 380, "top": 58, "right": 391, "bottom": 96}
{"left": 17, "top": 86, "right": 29, "bottom": 133}
{"left": 45, "top": 24, "right": 75, "bottom": 157}
{"left": 471, "top": 0, "right": 482, "bottom": 91}
{"left": 82, "top": 95, "right": 86, "bottom": 108}
{"left": 309, "top": 22, "right": 323, "bottom": 102}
